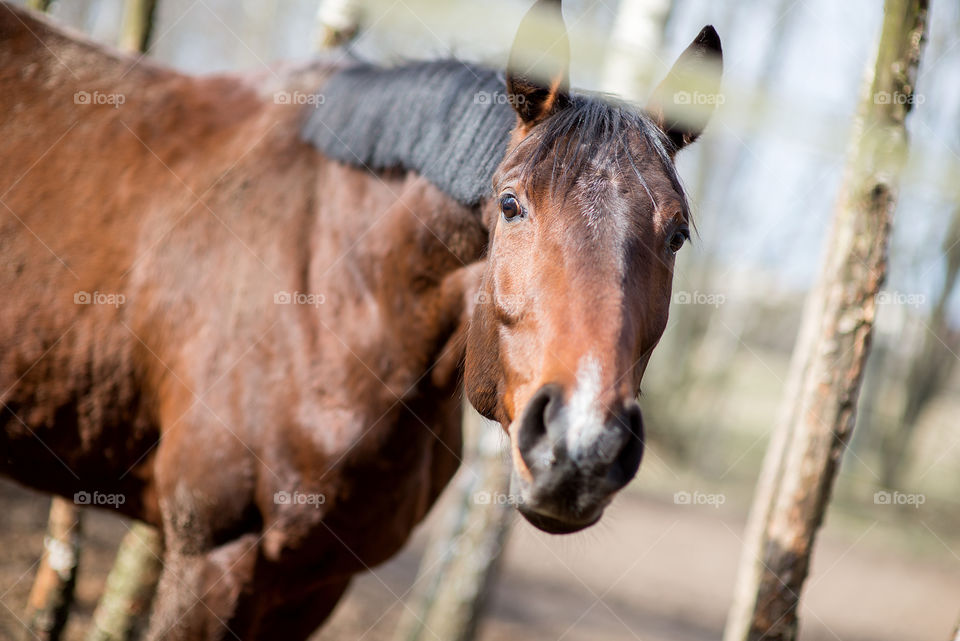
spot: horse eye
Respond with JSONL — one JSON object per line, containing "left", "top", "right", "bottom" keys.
{"left": 669, "top": 227, "right": 689, "bottom": 254}
{"left": 499, "top": 194, "right": 522, "bottom": 221}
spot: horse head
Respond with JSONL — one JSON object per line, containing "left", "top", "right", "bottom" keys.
{"left": 465, "top": 0, "right": 722, "bottom": 534}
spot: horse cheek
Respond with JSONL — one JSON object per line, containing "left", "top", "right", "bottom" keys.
{"left": 464, "top": 295, "right": 503, "bottom": 423}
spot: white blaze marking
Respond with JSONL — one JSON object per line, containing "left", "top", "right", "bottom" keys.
{"left": 565, "top": 356, "right": 605, "bottom": 461}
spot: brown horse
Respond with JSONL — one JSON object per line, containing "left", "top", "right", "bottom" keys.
{"left": 0, "top": 0, "right": 721, "bottom": 638}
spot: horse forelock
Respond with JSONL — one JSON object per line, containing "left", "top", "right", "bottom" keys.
{"left": 509, "top": 96, "right": 691, "bottom": 225}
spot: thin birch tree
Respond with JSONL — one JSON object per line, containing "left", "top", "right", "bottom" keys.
{"left": 724, "top": 1, "right": 931, "bottom": 639}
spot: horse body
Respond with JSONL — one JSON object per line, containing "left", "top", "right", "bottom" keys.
{"left": 1, "top": 1, "right": 724, "bottom": 637}
{"left": 1, "top": 5, "right": 483, "bottom": 635}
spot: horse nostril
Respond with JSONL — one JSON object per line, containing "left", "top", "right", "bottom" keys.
{"left": 518, "top": 384, "right": 563, "bottom": 468}
{"left": 608, "top": 403, "right": 645, "bottom": 488}
{"left": 517, "top": 387, "right": 643, "bottom": 492}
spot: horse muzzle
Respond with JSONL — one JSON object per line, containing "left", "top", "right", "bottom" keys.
{"left": 509, "top": 383, "right": 644, "bottom": 534}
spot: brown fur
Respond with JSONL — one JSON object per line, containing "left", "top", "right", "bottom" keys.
{"left": 0, "top": 5, "right": 482, "bottom": 638}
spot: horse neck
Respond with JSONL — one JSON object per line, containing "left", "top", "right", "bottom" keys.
{"left": 299, "top": 163, "right": 489, "bottom": 376}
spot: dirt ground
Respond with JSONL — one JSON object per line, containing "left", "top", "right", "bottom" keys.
{"left": 1, "top": 478, "right": 957, "bottom": 641}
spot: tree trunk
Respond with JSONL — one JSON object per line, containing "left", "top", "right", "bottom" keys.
{"left": 394, "top": 404, "right": 513, "bottom": 641}
{"left": 84, "top": 523, "right": 164, "bottom": 641}
{"left": 315, "top": 0, "right": 362, "bottom": 50}
{"left": 723, "top": 2, "right": 930, "bottom": 641}
{"left": 22, "top": 498, "right": 83, "bottom": 641}
{"left": 599, "top": 0, "right": 672, "bottom": 102}
{"left": 26, "top": 0, "right": 54, "bottom": 11}
{"left": 118, "top": 0, "right": 159, "bottom": 54}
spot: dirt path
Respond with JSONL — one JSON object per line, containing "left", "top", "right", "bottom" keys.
{"left": 318, "top": 490, "right": 960, "bottom": 641}
{"left": 1, "top": 479, "right": 957, "bottom": 641}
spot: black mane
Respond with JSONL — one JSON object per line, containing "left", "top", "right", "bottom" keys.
{"left": 301, "top": 60, "right": 687, "bottom": 213}
{"left": 302, "top": 61, "right": 514, "bottom": 207}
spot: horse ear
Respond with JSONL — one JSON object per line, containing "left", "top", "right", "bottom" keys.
{"left": 647, "top": 26, "right": 723, "bottom": 152}
{"left": 506, "top": 0, "right": 570, "bottom": 128}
